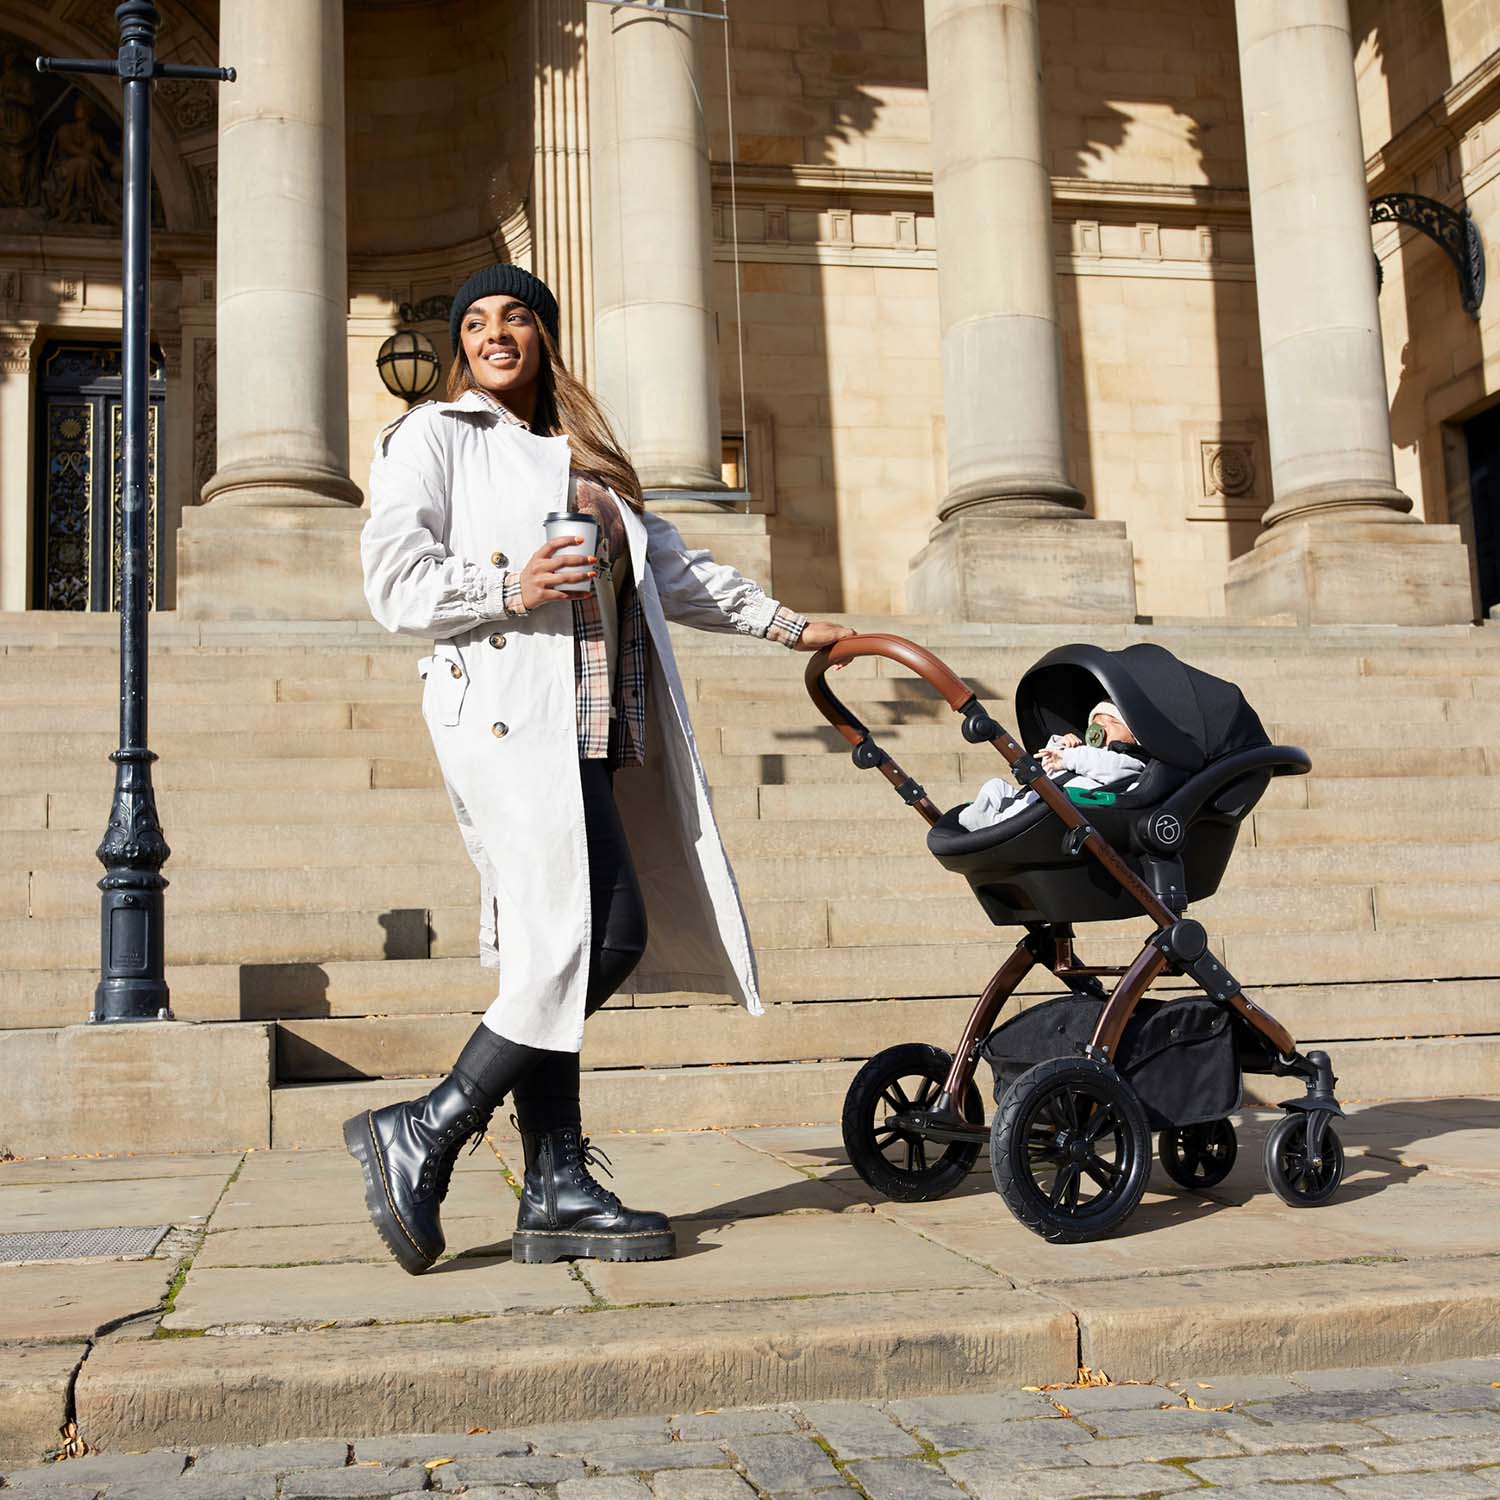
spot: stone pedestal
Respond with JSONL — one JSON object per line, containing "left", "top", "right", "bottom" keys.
{"left": 177, "top": 505, "right": 366, "bottom": 621}
{"left": 1225, "top": 520, "right": 1474, "bottom": 626}
{"left": 907, "top": 513, "right": 1137, "bottom": 624}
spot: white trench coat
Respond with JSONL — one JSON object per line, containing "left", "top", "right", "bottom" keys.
{"left": 361, "top": 389, "right": 781, "bottom": 1053}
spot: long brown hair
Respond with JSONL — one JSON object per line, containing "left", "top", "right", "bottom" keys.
{"left": 446, "top": 317, "right": 645, "bottom": 513}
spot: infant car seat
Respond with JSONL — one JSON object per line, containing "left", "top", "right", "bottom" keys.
{"left": 927, "top": 643, "right": 1308, "bottom": 925}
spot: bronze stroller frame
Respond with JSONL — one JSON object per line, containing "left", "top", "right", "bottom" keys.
{"left": 806, "top": 632, "right": 1345, "bottom": 1237}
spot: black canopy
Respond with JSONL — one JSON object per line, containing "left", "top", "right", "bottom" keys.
{"left": 1014, "top": 643, "right": 1268, "bottom": 772}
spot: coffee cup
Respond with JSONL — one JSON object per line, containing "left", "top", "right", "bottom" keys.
{"left": 543, "top": 510, "right": 599, "bottom": 595}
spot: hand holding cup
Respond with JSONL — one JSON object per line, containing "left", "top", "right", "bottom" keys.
{"left": 518, "top": 534, "right": 597, "bottom": 611}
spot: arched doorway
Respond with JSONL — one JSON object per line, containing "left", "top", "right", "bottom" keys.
{"left": 32, "top": 340, "right": 165, "bottom": 611}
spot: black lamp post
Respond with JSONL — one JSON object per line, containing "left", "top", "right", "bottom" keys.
{"left": 37, "top": 3, "right": 234, "bottom": 1023}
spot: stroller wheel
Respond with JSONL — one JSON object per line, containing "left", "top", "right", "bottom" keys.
{"left": 842, "top": 1044, "right": 983, "bottom": 1202}
{"left": 991, "top": 1056, "right": 1152, "bottom": 1243}
{"left": 1263, "top": 1111, "right": 1345, "bottom": 1207}
{"left": 1158, "top": 1119, "right": 1238, "bottom": 1191}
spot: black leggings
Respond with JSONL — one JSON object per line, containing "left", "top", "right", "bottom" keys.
{"left": 508, "top": 757, "right": 647, "bottom": 1133}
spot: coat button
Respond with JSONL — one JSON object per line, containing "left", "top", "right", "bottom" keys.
{"left": 491, "top": 550, "right": 508, "bottom": 567}
{"left": 449, "top": 662, "right": 463, "bottom": 678}
{"left": 491, "top": 721, "right": 508, "bottom": 739}
{"left": 488, "top": 633, "right": 506, "bottom": 650}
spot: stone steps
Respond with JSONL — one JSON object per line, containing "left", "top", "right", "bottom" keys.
{"left": 3, "top": 612, "right": 1498, "bottom": 1154}
{"left": 269, "top": 1035, "right": 1500, "bottom": 1147}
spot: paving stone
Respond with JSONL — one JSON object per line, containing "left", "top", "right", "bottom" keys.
{"left": 1411, "top": 1382, "right": 1500, "bottom": 1412}
{"left": 1042, "top": 1385, "right": 1175, "bottom": 1414}
{"left": 0, "top": 1481, "right": 100, "bottom": 1500}
{"left": 1065, "top": 1432, "right": 1244, "bottom": 1465}
{"left": 523, "top": 1418, "right": 673, "bottom": 1452}
{"left": 1222, "top": 1419, "right": 1384, "bottom": 1454}
{"left": 189, "top": 1439, "right": 350, "bottom": 1474}
{"left": 1199, "top": 1486, "right": 1351, "bottom": 1500}
{"left": 1072, "top": 1407, "right": 1243, "bottom": 1439}
{"left": 1354, "top": 1434, "right": 1500, "bottom": 1472}
{"left": 352, "top": 1432, "right": 530, "bottom": 1464}
{"left": 559, "top": 1478, "right": 654, "bottom": 1500}
{"left": 109, "top": 1476, "right": 279, "bottom": 1500}
{"left": 1366, "top": 1409, "right": 1500, "bottom": 1441}
{"left": 650, "top": 1470, "right": 759, "bottom": 1500}
{"left": 672, "top": 1409, "right": 798, "bottom": 1442}
{"left": 1334, "top": 1471, "right": 1500, "bottom": 1498}
{"left": 1291, "top": 1364, "right": 1442, "bottom": 1394}
{"left": 0, "top": 1261, "right": 175, "bottom": 1342}
{"left": 844, "top": 1458, "right": 970, "bottom": 1500}
{"left": 909, "top": 1416, "right": 1084, "bottom": 1463}
{"left": 1185, "top": 1451, "right": 1372, "bottom": 1484}
{"left": 1405, "top": 1356, "right": 1500, "bottom": 1384}
{"left": 936, "top": 1452, "right": 1197, "bottom": 1499}
{"left": 583, "top": 1442, "right": 727, "bottom": 1475}
{"left": 444, "top": 1490, "right": 544, "bottom": 1500}
{"left": 1165, "top": 1373, "right": 1304, "bottom": 1406}
{"left": 439, "top": 1456, "right": 588, "bottom": 1487}
{"left": 725, "top": 1435, "right": 843, "bottom": 1493}
{"left": 885, "top": 1392, "right": 1058, "bottom": 1427}
{"left": 1245, "top": 1391, "right": 1430, "bottom": 1426}
{"left": 800, "top": 1404, "right": 922, "bottom": 1459}
{"left": 0, "top": 1451, "right": 187, "bottom": 1488}
{"left": 279, "top": 1469, "right": 428, "bottom": 1499}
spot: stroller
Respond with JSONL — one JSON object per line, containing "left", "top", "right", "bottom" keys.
{"left": 805, "top": 634, "right": 1345, "bottom": 1242}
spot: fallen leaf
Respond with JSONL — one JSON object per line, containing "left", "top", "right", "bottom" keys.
{"left": 312, "top": 1320, "right": 337, "bottom": 1330}
{"left": 1053, "top": 1402, "right": 1072, "bottom": 1418}
{"left": 1182, "top": 1395, "right": 1234, "bottom": 1413}
{"left": 1021, "top": 1386, "right": 1042, "bottom": 1393}
{"left": 467, "top": 1427, "right": 490, "bottom": 1435}
{"left": 423, "top": 1457, "right": 454, "bottom": 1470}
{"left": 695, "top": 1408, "right": 721, "bottom": 1415}
{"left": 1196, "top": 1383, "right": 1214, "bottom": 1390}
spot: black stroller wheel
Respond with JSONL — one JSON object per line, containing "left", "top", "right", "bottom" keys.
{"left": 842, "top": 1044, "right": 983, "bottom": 1202}
{"left": 1264, "top": 1111, "right": 1345, "bottom": 1207}
{"left": 1158, "top": 1118, "right": 1238, "bottom": 1191}
{"left": 991, "top": 1056, "right": 1152, "bottom": 1242}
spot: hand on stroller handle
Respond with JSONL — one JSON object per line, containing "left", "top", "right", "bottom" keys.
{"left": 808, "top": 632, "right": 1345, "bottom": 1243}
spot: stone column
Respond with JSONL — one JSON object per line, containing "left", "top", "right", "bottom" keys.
{"left": 906, "top": 0, "right": 1135, "bottom": 622}
{"left": 1225, "top": 0, "right": 1472, "bottom": 624}
{"left": 587, "top": 0, "right": 724, "bottom": 494}
{"left": 533, "top": 0, "right": 595, "bottom": 382}
{"left": 0, "top": 322, "right": 37, "bottom": 611}
{"left": 177, "top": 0, "right": 366, "bottom": 619}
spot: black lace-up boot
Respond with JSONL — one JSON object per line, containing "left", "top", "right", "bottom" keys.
{"left": 511, "top": 1126, "right": 676, "bottom": 1264}
{"left": 343, "top": 1023, "right": 537, "bottom": 1275}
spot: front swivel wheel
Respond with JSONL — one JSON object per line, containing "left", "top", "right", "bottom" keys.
{"left": 842, "top": 1043, "right": 983, "bottom": 1202}
{"left": 991, "top": 1056, "right": 1152, "bottom": 1242}
{"left": 1264, "top": 1110, "right": 1344, "bottom": 1207}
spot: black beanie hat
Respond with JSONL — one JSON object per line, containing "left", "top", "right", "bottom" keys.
{"left": 449, "top": 264, "right": 560, "bottom": 358}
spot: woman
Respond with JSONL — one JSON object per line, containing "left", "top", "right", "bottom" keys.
{"left": 349, "top": 263, "right": 853, "bottom": 1275}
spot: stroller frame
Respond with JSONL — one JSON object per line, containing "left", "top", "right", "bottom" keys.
{"left": 805, "top": 633, "right": 1343, "bottom": 1169}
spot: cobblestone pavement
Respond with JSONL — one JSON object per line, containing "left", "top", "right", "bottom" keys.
{"left": 2, "top": 1356, "right": 1497, "bottom": 1499}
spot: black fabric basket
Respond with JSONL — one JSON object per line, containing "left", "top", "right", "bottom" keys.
{"left": 981, "top": 993, "right": 1241, "bottom": 1130}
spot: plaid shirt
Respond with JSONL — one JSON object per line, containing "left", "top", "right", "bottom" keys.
{"left": 478, "top": 391, "right": 805, "bottom": 766}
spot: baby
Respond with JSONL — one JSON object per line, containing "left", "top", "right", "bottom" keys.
{"left": 958, "top": 702, "right": 1146, "bottom": 832}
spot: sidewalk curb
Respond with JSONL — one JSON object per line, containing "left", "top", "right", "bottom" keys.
{"left": 73, "top": 1289, "right": 1078, "bottom": 1449}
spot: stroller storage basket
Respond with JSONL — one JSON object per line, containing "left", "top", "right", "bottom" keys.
{"left": 982, "top": 993, "right": 1241, "bottom": 1131}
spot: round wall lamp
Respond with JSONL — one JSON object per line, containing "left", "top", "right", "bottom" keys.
{"left": 376, "top": 328, "right": 441, "bottom": 404}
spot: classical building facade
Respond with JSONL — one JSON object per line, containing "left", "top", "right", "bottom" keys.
{"left": 0, "top": 0, "right": 1495, "bottom": 627}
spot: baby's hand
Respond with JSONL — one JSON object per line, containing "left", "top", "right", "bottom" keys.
{"left": 1039, "top": 733, "right": 1081, "bottom": 773}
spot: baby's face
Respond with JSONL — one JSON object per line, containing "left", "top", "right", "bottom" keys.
{"left": 1091, "top": 713, "right": 1135, "bottom": 745}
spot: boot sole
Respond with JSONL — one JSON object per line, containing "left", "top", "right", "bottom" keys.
{"left": 511, "top": 1228, "right": 677, "bottom": 1264}
{"left": 342, "top": 1111, "right": 438, "bottom": 1277}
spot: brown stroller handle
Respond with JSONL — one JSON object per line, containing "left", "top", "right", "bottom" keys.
{"left": 804, "top": 632, "right": 993, "bottom": 827}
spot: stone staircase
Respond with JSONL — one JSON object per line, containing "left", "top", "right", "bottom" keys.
{"left": 2, "top": 611, "right": 1499, "bottom": 1152}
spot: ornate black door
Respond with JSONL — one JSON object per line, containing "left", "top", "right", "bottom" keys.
{"left": 33, "top": 341, "right": 165, "bottom": 611}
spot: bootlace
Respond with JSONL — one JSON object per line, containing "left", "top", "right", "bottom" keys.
{"left": 422, "top": 1110, "right": 491, "bottom": 1202}
{"left": 572, "top": 1135, "right": 621, "bottom": 1210}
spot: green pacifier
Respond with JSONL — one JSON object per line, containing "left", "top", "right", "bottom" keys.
{"left": 1085, "top": 722, "right": 1107, "bottom": 747}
